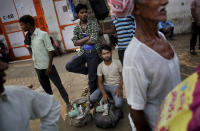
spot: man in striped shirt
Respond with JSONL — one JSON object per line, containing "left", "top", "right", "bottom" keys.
{"left": 104, "top": 15, "right": 136, "bottom": 64}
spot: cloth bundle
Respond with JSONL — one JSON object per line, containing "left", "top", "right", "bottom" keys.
{"left": 107, "top": 0, "right": 134, "bottom": 17}
{"left": 155, "top": 65, "right": 200, "bottom": 131}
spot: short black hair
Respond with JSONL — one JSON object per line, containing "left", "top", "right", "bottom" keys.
{"left": 101, "top": 45, "right": 112, "bottom": 53}
{"left": 75, "top": 4, "right": 88, "bottom": 14}
{"left": 19, "top": 15, "right": 35, "bottom": 27}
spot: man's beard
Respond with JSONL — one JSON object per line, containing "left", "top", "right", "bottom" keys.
{"left": 104, "top": 57, "right": 112, "bottom": 62}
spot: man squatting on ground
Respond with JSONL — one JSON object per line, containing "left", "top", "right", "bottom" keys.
{"left": 66, "top": 4, "right": 102, "bottom": 95}
{"left": 123, "top": 0, "right": 181, "bottom": 130}
{"left": 90, "top": 45, "right": 123, "bottom": 110}
{"left": 19, "top": 15, "right": 71, "bottom": 108}
{"left": 0, "top": 60, "right": 60, "bottom": 131}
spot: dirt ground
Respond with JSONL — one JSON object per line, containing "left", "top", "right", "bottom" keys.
{"left": 4, "top": 33, "right": 200, "bottom": 131}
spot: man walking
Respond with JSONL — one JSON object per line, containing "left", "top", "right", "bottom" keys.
{"left": 19, "top": 15, "right": 70, "bottom": 107}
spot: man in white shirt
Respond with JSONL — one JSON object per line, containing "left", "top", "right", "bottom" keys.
{"left": 0, "top": 60, "right": 60, "bottom": 131}
{"left": 19, "top": 15, "right": 71, "bottom": 108}
{"left": 123, "top": 0, "right": 181, "bottom": 130}
{"left": 90, "top": 45, "right": 123, "bottom": 109}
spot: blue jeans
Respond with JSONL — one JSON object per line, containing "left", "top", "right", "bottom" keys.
{"left": 66, "top": 50, "right": 101, "bottom": 94}
{"left": 90, "top": 85, "right": 123, "bottom": 108}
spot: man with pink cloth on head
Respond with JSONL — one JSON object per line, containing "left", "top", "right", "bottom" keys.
{"left": 104, "top": 0, "right": 136, "bottom": 65}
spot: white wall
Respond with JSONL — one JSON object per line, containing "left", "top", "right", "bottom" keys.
{"left": 40, "top": 0, "right": 193, "bottom": 41}
{"left": 167, "top": 0, "right": 192, "bottom": 34}
{"left": 40, "top": 0, "right": 64, "bottom": 47}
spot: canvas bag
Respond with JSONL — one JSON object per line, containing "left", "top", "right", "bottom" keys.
{"left": 93, "top": 102, "right": 122, "bottom": 128}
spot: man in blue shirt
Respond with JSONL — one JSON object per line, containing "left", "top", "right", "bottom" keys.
{"left": 159, "top": 20, "right": 175, "bottom": 40}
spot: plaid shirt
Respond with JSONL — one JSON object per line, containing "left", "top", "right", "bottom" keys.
{"left": 72, "top": 20, "right": 101, "bottom": 56}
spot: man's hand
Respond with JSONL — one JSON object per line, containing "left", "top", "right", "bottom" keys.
{"left": 102, "top": 93, "right": 109, "bottom": 103}
{"left": 45, "top": 66, "right": 52, "bottom": 76}
{"left": 85, "top": 36, "right": 90, "bottom": 42}
{"left": 114, "top": 86, "right": 123, "bottom": 98}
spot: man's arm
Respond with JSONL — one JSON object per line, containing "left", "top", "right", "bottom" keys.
{"left": 86, "top": 21, "right": 100, "bottom": 45}
{"left": 74, "top": 36, "right": 90, "bottom": 46}
{"left": 72, "top": 25, "right": 91, "bottom": 46}
{"left": 114, "top": 72, "right": 123, "bottom": 98}
{"left": 166, "top": 20, "right": 174, "bottom": 28}
{"left": 46, "top": 51, "right": 54, "bottom": 75}
{"left": 129, "top": 106, "right": 152, "bottom": 131}
{"left": 42, "top": 33, "right": 55, "bottom": 75}
{"left": 123, "top": 63, "right": 151, "bottom": 131}
{"left": 26, "top": 46, "right": 32, "bottom": 55}
{"left": 98, "top": 76, "right": 108, "bottom": 103}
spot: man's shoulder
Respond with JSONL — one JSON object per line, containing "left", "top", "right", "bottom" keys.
{"left": 36, "top": 28, "right": 48, "bottom": 37}
{"left": 126, "top": 37, "right": 142, "bottom": 54}
{"left": 98, "top": 61, "right": 104, "bottom": 68}
{"left": 74, "top": 24, "right": 80, "bottom": 29}
{"left": 88, "top": 20, "right": 98, "bottom": 24}
{"left": 88, "top": 20, "right": 99, "bottom": 27}
{"left": 112, "top": 59, "right": 121, "bottom": 65}
{"left": 124, "top": 38, "right": 145, "bottom": 64}
{"left": 5, "top": 85, "right": 31, "bottom": 95}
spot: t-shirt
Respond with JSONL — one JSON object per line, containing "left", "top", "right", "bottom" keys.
{"left": 123, "top": 33, "right": 181, "bottom": 130}
{"left": 97, "top": 59, "right": 122, "bottom": 86}
{"left": 112, "top": 15, "right": 136, "bottom": 50}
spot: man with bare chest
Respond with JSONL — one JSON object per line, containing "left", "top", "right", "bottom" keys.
{"left": 66, "top": 4, "right": 101, "bottom": 95}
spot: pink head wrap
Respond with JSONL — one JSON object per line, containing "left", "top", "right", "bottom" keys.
{"left": 107, "top": 0, "right": 134, "bottom": 17}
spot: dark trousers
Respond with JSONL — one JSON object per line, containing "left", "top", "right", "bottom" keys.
{"left": 190, "top": 22, "right": 200, "bottom": 50}
{"left": 118, "top": 49, "right": 125, "bottom": 65}
{"left": 66, "top": 51, "right": 101, "bottom": 94}
{"left": 35, "top": 65, "right": 70, "bottom": 104}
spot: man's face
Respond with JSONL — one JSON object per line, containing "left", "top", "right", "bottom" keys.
{"left": 136, "top": 0, "right": 168, "bottom": 22}
{"left": 101, "top": 49, "right": 112, "bottom": 62}
{"left": 78, "top": 9, "right": 88, "bottom": 22}
{"left": 0, "top": 61, "right": 8, "bottom": 91}
{"left": 20, "top": 22, "right": 31, "bottom": 32}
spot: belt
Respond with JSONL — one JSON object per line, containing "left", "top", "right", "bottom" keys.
{"left": 84, "top": 49, "right": 96, "bottom": 53}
